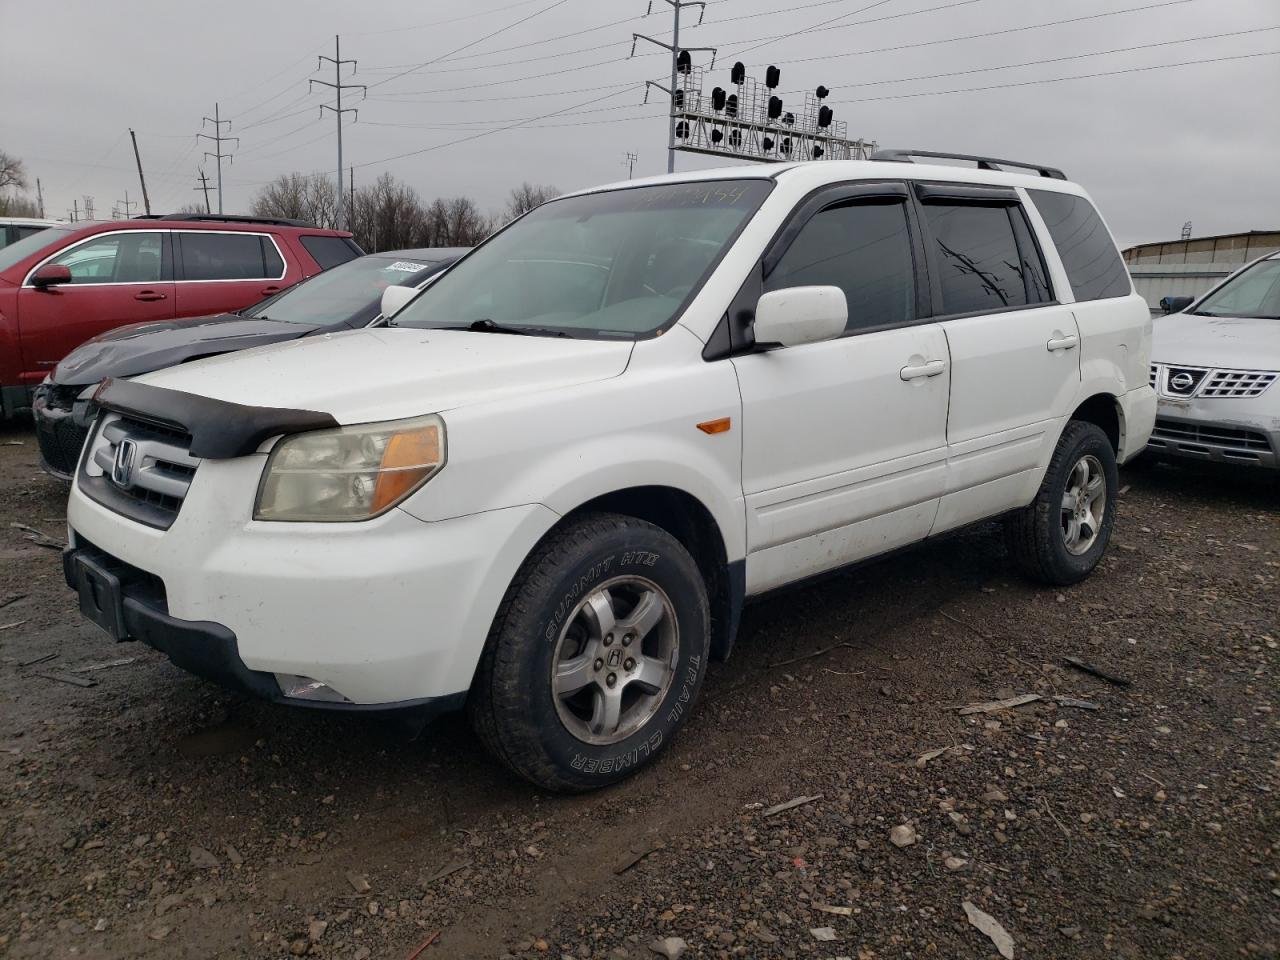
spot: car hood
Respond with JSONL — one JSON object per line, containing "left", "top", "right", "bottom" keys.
{"left": 53, "top": 313, "right": 315, "bottom": 386}
{"left": 1153, "top": 313, "right": 1280, "bottom": 370}
{"left": 134, "top": 327, "right": 635, "bottom": 424}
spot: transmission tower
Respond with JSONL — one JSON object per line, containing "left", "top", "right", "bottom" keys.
{"left": 632, "top": 1, "right": 715, "bottom": 174}
{"left": 198, "top": 103, "right": 238, "bottom": 214}
{"left": 311, "top": 35, "right": 365, "bottom": 231}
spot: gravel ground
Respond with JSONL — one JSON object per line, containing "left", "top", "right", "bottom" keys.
{"left": 0, "top": 419, "right": 1275, "bottom": 960}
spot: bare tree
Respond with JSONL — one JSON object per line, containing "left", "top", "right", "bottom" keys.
{"left": 349, "top": 173, "right": 427, "bottom": 253}
{"left": 504, "top": 181, "right": 559, "bottom": 220}
{"left": 0, "top": 151, "right": 27, "bottom": 193}
{"left": 175, "top": 202, "right": 209, "bottom": 216}
{"left": 0, "top": 195, "right": 40, "bottom": 217}
{"left": 250, "top": 172, "right": 339, "bottom": 228}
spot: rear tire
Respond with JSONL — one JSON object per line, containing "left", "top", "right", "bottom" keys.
{"left": 468, "top": 512, "right": 710, "bottom": 792}
{"left": 1005, "top": 421, "right": 1119, "bottom": 586}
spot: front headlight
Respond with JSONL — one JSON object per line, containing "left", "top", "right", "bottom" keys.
{"left": 254, "top": 414, "right": 446, "bottom": 521}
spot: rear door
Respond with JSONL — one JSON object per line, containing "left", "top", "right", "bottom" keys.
{"left": 15, "top": 229, "right": 175, "bottom": 382}
{"left": 172, "top": 230, "right": 292, "bottom": 318}
{"left": 732, "top": 183, "right": 952, "bottom": 594}
{"left": 914, "top": 183, "right": 1081, "bottom": 533}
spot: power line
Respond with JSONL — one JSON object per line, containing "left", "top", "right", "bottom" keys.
{"left": 367, "top": 0, "right": 574, "bottom": 91}
{"left": 350, "top": 83, "right": 643, "bottom": 171}
{"left": 350, "top": 0, "right": 552, "bottom": 36}
{"left": 730, "top": 0, "right": 897, "bottom": 60}
{"left": 764, "top": 0, "right": 1204, "bottom": 69}
{"left": 840, "top": 48, "right": 1280, "bottom": 103}
{"left": 823, "top": 25, "right": 1280, "bottom": 90}
{"left": 360, "top": 0, "right": 983, "bottom": 79}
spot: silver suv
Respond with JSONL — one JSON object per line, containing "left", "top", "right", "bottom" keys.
{"left": 1149, "top": 252, "right": 1280, "bottom": 469}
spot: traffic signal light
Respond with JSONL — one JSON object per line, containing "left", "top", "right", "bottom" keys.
{"left": 765, "top": 65, "right": 780, "bottom": 89}
{"left": 731, "top": 61, "right": 746, "bottom": 85}
{"left": 818, "top": 105, "right": 833, "bottom": 128}
{"left": 711, "top": 86, "right": 726, "bottom": 111}
{"left": 767, "top": 96, "right": 782, "bottom": 120}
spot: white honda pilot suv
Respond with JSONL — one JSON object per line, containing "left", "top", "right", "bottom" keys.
{"left": 64, "top": 151, "right": 1155, "bottom": 791}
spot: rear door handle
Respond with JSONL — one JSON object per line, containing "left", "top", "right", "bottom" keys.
{"left": 900, "top": 359, "right": 947, "bottom": 381}
{"left": 1046, "top": 334, "right": 1079, "bottom": 351}
{"left": 133, "top": 291, "right": 166, "bottom": 302}
{"left": 260, "top": 285, "right": 281, "bottom": 296}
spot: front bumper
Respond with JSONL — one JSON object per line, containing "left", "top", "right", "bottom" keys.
{"left": 66, "top": 455, "right": 560, "bottom": 706}
{"left": 33, "top": 382, "right": 94, "bottom": 481}
{"left": 1147, "top": 397, "right": 1280, "bottom": 469}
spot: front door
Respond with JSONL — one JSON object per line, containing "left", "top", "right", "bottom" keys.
{"left": 732, "top": 189, "right": 951, "bottom": 595}
{"left": 16, "top": 230, "right": 175, "bottom": 383}
{"left": 913, "top": 189, "right": 1081, "bottom": 533}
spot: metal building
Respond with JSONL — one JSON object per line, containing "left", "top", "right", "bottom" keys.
{"left": 1123, "top": 229, "right": 1280, "bottom": 312}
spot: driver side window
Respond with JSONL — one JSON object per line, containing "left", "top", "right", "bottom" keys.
{"left": 49, "top": 232, "right": 169, "bottom": 284}
{"left": 766, "top": 200, "right": 916, "bottom": 333}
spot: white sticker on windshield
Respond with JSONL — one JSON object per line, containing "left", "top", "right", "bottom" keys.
{"left": 386, "top": 261, "right": 429, "bottom": 273}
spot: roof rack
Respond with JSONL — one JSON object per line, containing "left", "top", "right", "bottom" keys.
{"left": 132, "top": 213, "right": 317, "bottom": 228}
{"left": 869, "top": 148, "right": 1067, "bottom": 181}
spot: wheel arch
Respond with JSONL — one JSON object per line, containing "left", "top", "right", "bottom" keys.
{"left": 1068, "top": 391, "right": 1125, "bottom": 458}
{"left": 560, "top": 485, "right": 743, "bottom": 662}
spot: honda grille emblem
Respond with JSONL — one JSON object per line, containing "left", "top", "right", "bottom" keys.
{"left": 1170, "top": 372, "right": 1195, "bottom": 392}
{"left": 111, "top": 438, "right": 138, "bottom": 489}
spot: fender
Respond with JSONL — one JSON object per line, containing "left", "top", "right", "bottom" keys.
{"left": 400, "top": 338, "right": 748, "bottom": 562}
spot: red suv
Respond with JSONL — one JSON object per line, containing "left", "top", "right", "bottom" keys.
{"left": 0, "top": 214, "right": 362, "bottom": 417}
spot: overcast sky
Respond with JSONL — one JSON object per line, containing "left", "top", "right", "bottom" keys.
{"left": 3, "top": 0, "right": 1277, "bottom": 247}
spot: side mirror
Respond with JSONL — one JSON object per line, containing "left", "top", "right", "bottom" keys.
{"left": 380, "top": 284, "right": 419, "bottom": 320}
{"left": 1159, "top": 295, "right": 1194, "bottom": 314}
{"left": 31, "top": 263, "right": 72, "bottom": 289}
{"left": 753, "top": 286, "right": 847, "bottom": 348}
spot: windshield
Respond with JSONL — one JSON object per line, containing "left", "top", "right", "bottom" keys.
{"left": 244, "top": 254, "right": 447, "bottom": 326}
{"left": 1192, "top": 258, "right": 1280, "bottom": 319}
{"left": 0, "top": 226, "right": 75, "bottom": 274}
{"left": 394, "top": 180, "right": 772, "bottom": 339}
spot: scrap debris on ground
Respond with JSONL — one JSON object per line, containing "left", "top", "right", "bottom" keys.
{"left": 0, "top": 422, "right": 1275, "bottom": 959}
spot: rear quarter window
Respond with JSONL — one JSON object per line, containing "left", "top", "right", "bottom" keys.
{"left": 1029, "top": 190, "right": 1131, "bottom": 302}
{"left": 300, "top": 236, "right": 363, "bottom": 270}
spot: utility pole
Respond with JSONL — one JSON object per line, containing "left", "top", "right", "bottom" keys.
{"left": 311, "top": 35, "right": 365, "bottom": 231}
{"left": 69, "top": 199, "right": 80, "bottom": 223}
{"left": 198, "top": 104, "right": 238, "bottom": 215}
{"left": 82, "top": 196, "right": 95, "bottom": 220}
{"left": 632, "top": 0, "right": 713, "bottom": 174}
{"left": 113, "top": 190, "right": 137, "bottom": 220}
{"left": 36, "top": 178, "right": 45, "bottom": 218}
{"left": 348, "top": 166, "right": 356, "bottom": 231}
{"left": 195, "top": 168, "right": 213, "bottom": 214}
{"left": 624, "top": 151, "right": 638, "bottom": 179}
{"left": 128, "top": 129, "right": 152, "bottom": 216}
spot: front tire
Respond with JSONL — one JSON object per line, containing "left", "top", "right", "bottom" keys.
{"left": 1005, "top": 421, "right": 1119, "bottom": 586}
{"left": 468, "top": 512, "right": 710, "bottom": 792}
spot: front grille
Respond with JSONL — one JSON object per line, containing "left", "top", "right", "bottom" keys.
{"left": 1199, "top": 368, "right": 1277, "bottom": 398}
{"left": 1153, "top": 363, "right": 1277, "bottom": 400}
{"left": 1163, "top": 366, "right": 1209, "bottom": 397}
{"left": 78, "top": 412, "right": 200, "bottom": 529}
{"left": 1151, "top": 418, "right": 1272, "bottom": 451}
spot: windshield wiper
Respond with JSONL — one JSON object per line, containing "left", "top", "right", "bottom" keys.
{"left": 435, "top": 319, "right": 570, "bottom": 337}
{"left": 465, "top": 318, "right": 530, "bottom": 335}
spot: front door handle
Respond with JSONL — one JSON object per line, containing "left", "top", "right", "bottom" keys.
{"left": 134, "top": 290, "right": 166, "bottom": 302}
{"left": 260, "top": 285, "right": 281, "bottom": 296}
{"left": 1046, "top": 334, "right": 1079, "bottom": 351}
{"left": 900, "top": 359, "right": 947, "bottom": 381}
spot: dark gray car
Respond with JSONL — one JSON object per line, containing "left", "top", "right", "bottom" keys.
{"left": 34, "top": 247, "right": 467, "bottom": 479}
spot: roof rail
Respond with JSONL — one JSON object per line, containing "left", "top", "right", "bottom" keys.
{"left": 133, "top": 213, "right": 317, "bottom": 228}
{"left": 869, "top": 148, "right": 1067, "bottom": 181}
